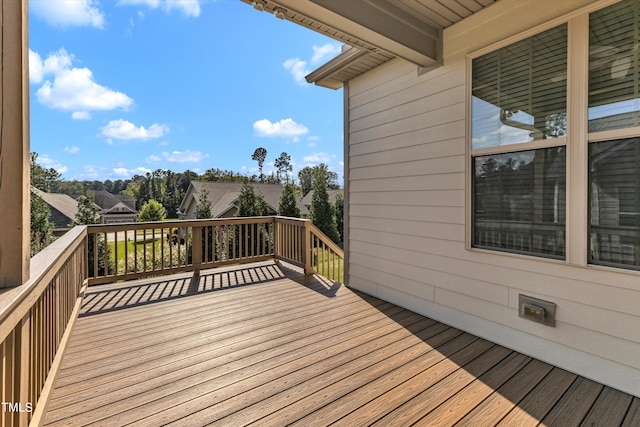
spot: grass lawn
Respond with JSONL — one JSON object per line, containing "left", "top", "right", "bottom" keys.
{"left": 108, "top": 237, "right": 163, "bottom": 273}
{"left": 314, "top": 248, "right": 344, "bottom": 283}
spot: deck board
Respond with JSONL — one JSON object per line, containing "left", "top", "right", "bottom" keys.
{"left": 44, "top": 261, "right": 638, "bottom": 426}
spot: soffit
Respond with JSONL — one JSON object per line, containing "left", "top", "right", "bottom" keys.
{"left": 240, "top": 0, "right": 499, "bottom": 88}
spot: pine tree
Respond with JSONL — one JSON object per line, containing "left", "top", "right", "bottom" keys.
{"left": 251, "top": 147, "right": 267, "bottom": 182}
{"left": 278, "top": 183, "right": 300, "bottom": 218}
{"left": 334, "top": 191, "right": 344, "bottom": 245}
{"left": 30, "top": 193, "right": 55, "bottom": 255}
{"left": 194, "top": 189, "right": 212, "bottom": 219}
{"left": 236, "top": 182, "right": 268, "bottom": 217}
{"left": 72, "top": 195, "right": 113, "bottom": 276}
{"left": 309, "top": 169, "right": 340, "bottom": 244}
{"left": 72, "top": 195, "right": 101, "bottom": 225}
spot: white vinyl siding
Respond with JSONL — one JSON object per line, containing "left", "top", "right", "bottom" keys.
{"left": 345, "top": 0, "right": 640, "bottom": 397}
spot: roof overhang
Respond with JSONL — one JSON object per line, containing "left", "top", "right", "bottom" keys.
{"left": 242, "top": 0, "right": 497, "bottom": 88}
{"left": 242, "top": 0, "right": 441, "bottom": 66}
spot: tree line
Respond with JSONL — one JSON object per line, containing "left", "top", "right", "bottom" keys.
{"left": 30, "top": 148, "right": 344, "bottom": 255}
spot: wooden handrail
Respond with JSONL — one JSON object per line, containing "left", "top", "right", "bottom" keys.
{"left": 86, "top": 216, "right": 277, "bottom": 284}
{"left": 86, "top": 216, "right": 344, "bottom": 285}
{"left": 0, "top": 226, "right": 88, "bottom": 426}
{"left": 272, "top": 217, "right": 344, "bottom": 282}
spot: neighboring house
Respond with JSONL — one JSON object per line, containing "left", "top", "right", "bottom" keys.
{"left": 93, "top": 190, "right": 138, "bottom": 224}
{"left": 243, "top": 0, "right": 640, "bottom": 397}
{"left": 299, "top": 189, "right": 342, "bottom": 217}
{"left": 31, "top": 187, "right": 79, "bottom": 236}
{"left": 177, "top": 181, "right": 294, "bottom": 219}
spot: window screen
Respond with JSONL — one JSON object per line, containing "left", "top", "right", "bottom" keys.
{"left": 590, "top": 138, "right": 640, "bottom": 269}
{"left": 474, "top": 147, "right": 566, "bottom": 259}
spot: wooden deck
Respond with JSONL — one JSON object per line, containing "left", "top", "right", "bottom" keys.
{"left": 44, "top": 261, "right": 639, "bottom": 426}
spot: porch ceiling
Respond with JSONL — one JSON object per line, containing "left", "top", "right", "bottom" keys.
{"left": 240, "top": 0, "right": 499, "bottom": 88}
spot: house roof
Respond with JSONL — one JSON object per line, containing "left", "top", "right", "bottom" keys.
{"left": 185, "top": 182, "right": 287, "bottom": 218}
{"left": 93, "top": 190, "right": 137, "bottom": 215}
{"left": 31, "top": 187, "right": 79, "bottom": 222}
{"left": 241, "top": 0, "right": 499, "bottom": 89}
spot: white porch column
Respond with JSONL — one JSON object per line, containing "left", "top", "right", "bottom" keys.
{"left": 0, "top": 0, "right": 29, "bottom": 288}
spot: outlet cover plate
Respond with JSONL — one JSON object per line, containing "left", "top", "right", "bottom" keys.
{"left": 518, "top": 294, "right": 556, "bottom": 327}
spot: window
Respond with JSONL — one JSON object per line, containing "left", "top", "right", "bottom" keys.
{"left": 471, "top": 24, "right": 568, "bottom": 259}
{"left": 469, "top": 0, "right": 640, "bottom": 270}
{"left": 590, "top": 138, "right": 640, "bottom": 268}
{"left": 474, "top": 148, "right": 566, "bottom": 258}
{"left": 588, "top": 0, "right": 640, "bottom": 270}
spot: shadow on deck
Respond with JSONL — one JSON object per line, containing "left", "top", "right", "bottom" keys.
{"left": 81, "top": 261, "right": 341, "bottom": 317}
{"left": 44, "top": 261, "right": 638, "bottom": 426}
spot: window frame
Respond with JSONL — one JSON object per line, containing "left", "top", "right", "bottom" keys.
{"left": 467, "top": 22, "right": 570, "bottom": 260}
{"left": 466, "top": 0, "right": 640, "bottom": 270}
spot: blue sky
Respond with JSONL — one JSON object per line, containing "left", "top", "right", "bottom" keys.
{"left": 29, "top": 0, "right": 344, "bottom": 183}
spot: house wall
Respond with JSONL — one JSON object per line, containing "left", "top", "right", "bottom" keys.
{"left": 346, "top": 0, "right": 640, "bottom": 397}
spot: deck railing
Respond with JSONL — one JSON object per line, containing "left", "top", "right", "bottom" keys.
{"left": 0, "top": 216, "right": 343, "bottom": 425}
{"left": 0, "top": 226, "right": 88, "bottom": 427}
{"left": 86, "top": 216, "right": 343, "bottom": 284}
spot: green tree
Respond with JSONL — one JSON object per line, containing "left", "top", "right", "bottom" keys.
{"left": 236, "top": 182, "right": 269, "bottom": 217}
{"left": 72, "top": 195, "right": 101, "bottom": 225}
{"left": 30, "top": 193, "right": 55, "bottom": 255}
{"left": 72, "top": 195, "right": 114, "bottom": 277}
{"left": 30, "top": 152, "right": 63, "bottom": 192}
{"left": 334, "top": 191, "right": 344, "bottom": 245}
{"left": 297, "top": 166, "right": 315, "bottom": 196}
{"left": 194, "top": 189, "right": 212, "bottom": 219}
{"left": 138, "top": 199, "right": 167, "bottom": 222}
{"left": 251, "top": 147, "right": 267, "bottom": 182}
{"left": 274, "top": 152, "right": 292, "bottom": 182}
{"left": 164, "top": 171, "right": 182, "bottom": 218}
{"left": 309, "top": 168, "right": 341, "bottom": 244}
{"left": 298, "top": 164, "right": 339, "bottom": 196}
{"left": 278, "top": 183, "right": 301, "bottom": 218}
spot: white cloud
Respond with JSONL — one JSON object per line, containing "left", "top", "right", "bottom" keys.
{"left": 283, "top": 43, "right": 341, "bottom": 85}
{"left": 31, "top": 49, "right": 133, "bottom": 118}
{"left": 29, "top": 50, "right": 44, "bottom": 84}
{"left": 30, "top": 0, "right": 105, "bottom": 29}
{"left": 118, "top": 0, "right": 202, "bottom": 17}
{"left": 162, "top": 150, "right": 208, "bottom": 163}
{"left": 283, "top": 58, "right": 309, "bottom": 85}
{"left": 253, "top": 118, "right": 309, "bottom": 142}
{"left": 311, "top": 43, "right": 341, "bottom": 64}
{"left": 112, "top": 166, "right": 151, "bottom": 178}
{"left": 72, "top": 112, "right": 91, "bottom": 120}
{"left": 37, "top": 154, "right": 68, "bottom": 175}
{"left": 307, "top": 135, "right": 321, "bottom": 148}
{"left": 101, "top": 119, "right": 169, "bottom": 141}
{"left": 134, "top": 166, "right": 152, "bottom": 175}
{"left": 145, "top": 154, "right": 162, "bottom": 163}
{"left": 112, "top": 167, "right": 130, "bottom": 177}
{"left": 303, "top": 152, "right": 332, "bottom": 164}
{"left": 64, "top": 146, "right": 80, "bottom": 154}
{"left": 82, "top": 165, "right": 101, "bottom": 179}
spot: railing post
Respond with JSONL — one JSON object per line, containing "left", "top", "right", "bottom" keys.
{"left": 303, "top": 221, "right": 314, "bottom": 275}
{"left": 192, "top": 226, "right": 202, "bottom": 275}
{"left": 272, "top": 217, "right": 278, "bottom": 262}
